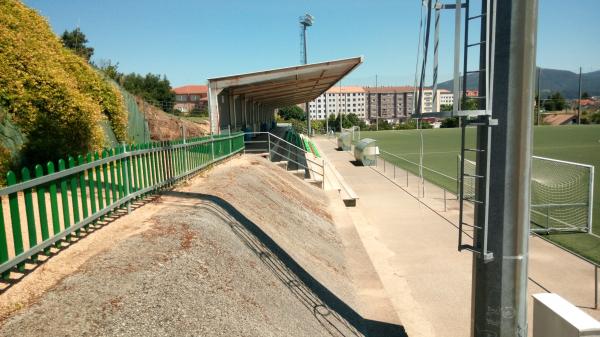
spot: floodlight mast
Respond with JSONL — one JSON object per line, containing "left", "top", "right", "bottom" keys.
{"left": 300, "top": 14, "right": 314, "bottom": 136}
{"left": 469, "top": 0, "right": 538, "bottom": 336}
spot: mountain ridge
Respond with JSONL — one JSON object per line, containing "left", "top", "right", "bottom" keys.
{"left": 438, "top": 68, "right": 600, "bottom": 98}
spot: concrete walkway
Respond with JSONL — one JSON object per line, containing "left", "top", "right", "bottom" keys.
{"left": 313, "top": 136, "right": 599, "bottom": 337}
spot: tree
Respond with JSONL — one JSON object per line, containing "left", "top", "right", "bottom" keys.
{"left": 120, "top": 73, "right": 176, "bottom": 111}
{"left": 461, "top": 97, "right": 478, "bottom": 110}
{"left": 544, "top": 92, "right": 566, "bottom": 111}
{"left": 61, "top": 28, "right": 94, "bottom": 61}
{"left": 440, "top": 117, "right": 459, "bottom": 128}
{"left": 278, "top": 106, "right": 306, "bottom": 121}
{"left": 440, "top": 104, "right": 453, "bottom": 112}
{"left": 395, "top": 121, "right": 417, "bottom": 130}
{"left": 590, "top": 111, "right": 600, "bottom": 124}
{"left": 345, "top": 113, "right": 361, "bottom": 126}
{"left": 582, "top": 92, "right": 590, "bottom": 99}
{"left": 327, "top": 113, "right": 337, "bottom": 129}
{"left": 97, "top": 59, "right": 121, "bottom": 81}
{"left": 190, "top": 106, "right": 208, "bottom": 117}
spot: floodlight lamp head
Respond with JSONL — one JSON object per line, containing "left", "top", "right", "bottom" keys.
{"left": 300, "top": 13, "right": 314, "bottom": 27}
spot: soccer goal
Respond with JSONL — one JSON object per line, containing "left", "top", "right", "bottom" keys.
{"left": 460, "top": 155, "right": 594, "bottom": 234}
{"left": 342, "top": 126, "right": 361, "bottom": 143}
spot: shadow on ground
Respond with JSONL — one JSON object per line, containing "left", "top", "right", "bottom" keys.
{"left": 165, "top": 191, "right": 408, "bottom": 337}
{"left": 0, "top": 196, "right": 158, "bottom": 294}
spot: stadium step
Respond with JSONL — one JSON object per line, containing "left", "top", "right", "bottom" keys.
{"left": 275, "top": 161, "right": 288, "bottom": 169}
{"left": 291, "top": 169, "right": 309, "bottom": 179}
{"left": 304, "top": 178, "right": 323, "bottom": 188}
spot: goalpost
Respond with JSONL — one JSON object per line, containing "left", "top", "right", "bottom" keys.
{"left": 460, "top": 155, "right": 594, "bottom": 234}
{"left": 341, "top": 126, "right": 361, "bottom": 143}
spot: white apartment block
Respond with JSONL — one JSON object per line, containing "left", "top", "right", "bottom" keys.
{"left": 419, "top": 89, "right": 436, "bottom": 113}
{"left": 418, "top": 89, "right": 452, "bottom": 113}
{"left": 308, "top": 86, "right": 366, "bottom": 120}
{"left": 439, "top": 90, "right": 454, "bottom": 106}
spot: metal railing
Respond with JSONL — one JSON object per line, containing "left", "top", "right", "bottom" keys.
{"left": 0, "top": 133, "right": 245, "bottom": 277}
{"left": 375, "top": 149, "right": 598, "bottom": 309}
{"left": 243, "top": 132, "right": 325, "bottom": 188}
{"left": 378, "top": 149, "right": 457, "bottom": 201}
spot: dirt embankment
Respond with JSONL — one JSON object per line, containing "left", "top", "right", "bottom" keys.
{"left": 136, "top": 97, "right": 210, "bottom": 141}
{"left": 0, "top": 156, "right": 402, "bottom": 337}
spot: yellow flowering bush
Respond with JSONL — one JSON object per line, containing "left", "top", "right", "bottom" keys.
{"left": 0, "top": 0, "right": 127, "bottom": 167}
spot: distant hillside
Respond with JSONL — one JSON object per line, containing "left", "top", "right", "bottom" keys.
{"left": 438, "top": 68, "right": 600, "bottom": 98}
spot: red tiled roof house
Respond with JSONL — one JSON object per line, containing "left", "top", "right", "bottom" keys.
{"left": 172, "top": 85, "right": 208, "bottom": 113}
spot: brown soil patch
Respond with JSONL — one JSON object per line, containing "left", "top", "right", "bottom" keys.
{"left": 136, "top": 97, "right": 210, "bottom": 141}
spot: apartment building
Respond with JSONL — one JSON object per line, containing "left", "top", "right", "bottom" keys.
{"left": 308, "top": 86, "right": 366, "bottom": 120}
{"left": 416, "top": 89, "right": 454, "bottom": 113}
{"left": 306, "top": 85, "right": 453, "bottom": 120}
{"left": 364, "top": 86, "right": 415, "bottom": 123}
{"left": 439, "top": 90, "right": 454, "bottom": 106}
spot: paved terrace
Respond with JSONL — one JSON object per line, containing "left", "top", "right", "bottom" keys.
{"left": 313, "top": 136, "right": 599, "bottom": 337}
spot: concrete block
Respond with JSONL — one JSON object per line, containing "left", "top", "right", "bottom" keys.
{"left": 533, "top": 293, "right": 600, "bottom": 337}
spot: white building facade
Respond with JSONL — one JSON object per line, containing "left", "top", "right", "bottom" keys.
{"left": 307, "top": 86, "right": 452, "bottom": 118}
{"left": 439, "top": 90, "right": 454, "bottom": 107}
{"left": 308, "top": 86, "right": 366, "bottom": 120}
{"left": 418, "top": 89, "right": 453, "bottom": 113}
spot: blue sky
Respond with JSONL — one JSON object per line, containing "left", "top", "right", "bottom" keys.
{"left": 23, "top": 0, "right": 600, "bottom": 87}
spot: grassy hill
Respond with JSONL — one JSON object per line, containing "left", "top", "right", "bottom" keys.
{"left": 0, "top": 0, "right": 128, "bottom": 168}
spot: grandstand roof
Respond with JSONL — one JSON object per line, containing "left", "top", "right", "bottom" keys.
{"left": 207, "top": 57, "right": 363, "bottom": 108}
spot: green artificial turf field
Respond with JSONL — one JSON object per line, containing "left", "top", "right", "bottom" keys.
{"left": 359, "top": 125, "right": 600, "bottom": 263}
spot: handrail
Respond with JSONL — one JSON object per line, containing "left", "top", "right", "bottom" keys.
{"left": 243, "top": 131, "right": 326, "bottom": 185}
{"left": 270, "top": 141, "right": 323, "bottom": 169}
{"left": 0, "top": 133, "right": 242, "bottom": 197}
{"left": 247, "top": 131, "right": 308, "bottom": 155}
{"left": 380, "top": 149, "right": 457, "bottom": 182}
{"left": 0, "top": 133, "right": 245, "bottom": 276}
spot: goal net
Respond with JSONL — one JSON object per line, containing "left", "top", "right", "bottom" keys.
{"left": 342, "top": 126, "right": 361, "bottom": 143}
{"left": 460, "top": 155, "right": 594, "bottom": 233}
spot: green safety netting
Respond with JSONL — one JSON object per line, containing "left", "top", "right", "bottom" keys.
{"left": 119, "top": 88, "right": 151, "bottom": 144}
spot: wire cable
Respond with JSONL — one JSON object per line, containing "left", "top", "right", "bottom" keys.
{"left": 412, "top": 2, "right": 425, "bottom": 115}
{"left": 415, "top": 0, "right": 433, "bottom": 117}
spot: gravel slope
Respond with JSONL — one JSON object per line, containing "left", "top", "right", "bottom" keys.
{"left": 0, "top": 156, "right": 385, "bottom": 337}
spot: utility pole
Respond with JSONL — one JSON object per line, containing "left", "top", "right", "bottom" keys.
{"left": 537, "top": 68, "right": 541, "bottom": 125}
{"left": 415, "top": 0, "right": 433, "bottom": 132}
{"left": 325, "top": 96, "right": 329, "bottom": 134}
{"left": 470, "top": 0, "right": 538, "bottom": 336}
{"left": 300, "top": 14, "right": 314, "bottom": 136}
{"left": 578, "top": 66, "right": 582, "bottom": 125}
{"left": 376, "top": 74, "right": 379, "bottom": 131}
{"left": 339, "top": 82, "right": 343, "bottom": 133}
{"left": 433, "top": 0, "right": 440, "bottom": 112}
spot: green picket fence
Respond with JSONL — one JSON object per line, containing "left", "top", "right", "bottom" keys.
{"left": 0, "top": 132, "right": 245, "bottom": 278}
